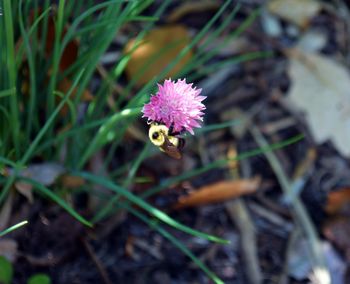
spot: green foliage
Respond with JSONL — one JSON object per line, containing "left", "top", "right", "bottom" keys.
{"left": 27, "top": 274, "right": 51, "bottom": 284}
{"left": 0, "top": 221, "right": 28, "bottom": 237}
{"left": 0, "top": 256, "right": 13, "bottom": 284}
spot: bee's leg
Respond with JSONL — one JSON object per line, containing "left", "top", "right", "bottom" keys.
{"left": 168, "top": 122, "right": 175, "bottom": 135}
{"left": 172, "top": 127, "right": 185, "bottom": 136}
{"left": 178, "top": 138, "right": 186, "bottom": 149}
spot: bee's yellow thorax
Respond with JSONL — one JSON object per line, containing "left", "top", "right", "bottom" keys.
{"left": 148, "top": 123, "right": 179, "bottom": 147}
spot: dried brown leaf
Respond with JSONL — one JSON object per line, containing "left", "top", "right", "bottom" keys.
{"left": 325, "top": 188, "right": 350, "bottom": 215}
{"left": 15, "top": 182, "right": 34, "bottom": 203}
{"left": 60, "top": 175, "right": 86, "bottom": 189}
{"left": 45, "top": 15, "right": 79, "bottom": 72}
{"left": 173, "top": 177, "right": 261, "bottom": 209}
{"left": 323, "top": 217, "right": 350, "bottom": 261}
{"left": 124, "top": 25, "right": 193, "bottom": 86}
{"left": 268, "top": 0, "right": 321, "bottom": 28}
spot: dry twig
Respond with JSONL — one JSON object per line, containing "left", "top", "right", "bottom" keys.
{"left": 249, "top": 123, "right": 331, "bottom": 284}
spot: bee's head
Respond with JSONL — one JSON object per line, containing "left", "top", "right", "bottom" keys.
{"left": 149, "top": 123, "right": 169, "bottom": 146}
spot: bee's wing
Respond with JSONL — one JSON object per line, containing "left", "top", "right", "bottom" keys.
{"left": 160, "top": 137, "right": 182, "bottom": 159}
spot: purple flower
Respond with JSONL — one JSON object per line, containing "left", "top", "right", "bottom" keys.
{"left": 142, "top": 78, "right": 206, "bottom": 134}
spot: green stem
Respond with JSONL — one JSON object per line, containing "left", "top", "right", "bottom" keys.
{"left": 4, "top": 0, "right": 20, "bottom": 157}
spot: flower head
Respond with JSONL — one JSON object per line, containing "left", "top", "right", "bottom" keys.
{"left": 142, "top": 78, "right": 206, "bottom": 134}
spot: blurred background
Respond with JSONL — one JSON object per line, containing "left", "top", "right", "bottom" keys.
{"left": 0, "top": 0, "right": 350, "bottom": 283}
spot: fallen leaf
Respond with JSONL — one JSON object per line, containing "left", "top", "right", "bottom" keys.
{"left": 166, "top": 1, "right": 220, "bottom": 23}
{"left": 125, "top": 235, "right": 135, "bottom": 259}
{"left": 286, "top": 48, "right": 350, "bottom": 157}
{"left": 268, "top": 0, "right": 321, "bottom": 28}
{"left": 60, "top": 175, "right": 86, "bottom": 189}
{"left": 297, "top": 29, "right": 327, "bottom": 53}
{"left": 287, "top": 236, "right": 312, "bottom": 280}
{"left": 124, "top": 25, "right": 193, "bottom": 86}
{"left": 6, "top": 164, "right": 65, "bottom": 199}
{"left": 9, "top": 163, "right": 65, "bottom": 186}
{"left": 44, "top": 15, "right": 79, "bottom": 72}
{"left": 325, "top": 188, "right": 350, "bottom": 215}
{"left": 173, "top": 177, "right": 260, "bottom": 209}
{"left": 0, "top": 193, "right": 13, "bottom": 232}
{"left": 15, "top": 182, "right": 34, "bottom": 203}
{"left": 322, "top": 241, "right": 346, "bottom": 284}
{"left": 261, "top": 9, "right": 283, "bottom": 37}
{"left": 323, "top": 217, "right": 350, "bottom": 261}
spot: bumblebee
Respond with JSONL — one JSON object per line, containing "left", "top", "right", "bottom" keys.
{"left": 148, "top": 122, "right": 185, "bottom": 159}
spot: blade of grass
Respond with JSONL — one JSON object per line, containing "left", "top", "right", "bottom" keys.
{"left": 0, "top": 105, "right": 11, "bottom": 151}
{"left": 195, "top": 8, "right": 262, "bottom": 70}
{"left": 0, "top": 88, "right": 15, "bottom": 98}
{"left": 76, "top": 171, "right": 229, "bottom": 244}
{"left": 46, "top": 0, "right": 66, "bottom": 138}
{"left": 54, "top": 91, "right": 77, "bottom": 125}
{"left": 34, "top": 118, "right": 108, "bottom": 154}
{"left": 4, "top": 0, "right": 20, "bottom": 157}
{"left": 127, "top": 15, "right": 159, "bottom": 22}
{"left": 196, "top": 120, "right": 241, "bottom": 134}
{"left": 61, "top": 0, "right": 124, "bottom": 49}
{"left": 190, "top": 51, "right": 273, "bottom": 79}
{"left": 197, "top": 3, "right": 241, "bottom": 54}
{"left": 18, "top": 177, "right": 92, "bottom": 227}
{"left": 127, "top": 206, "right": 224, "bottom": 284}
{"left": 77, "top": 107, "right": 141, "bottom": 168}
{"left": 19, "top": 0, "right": 38, "bottom": 142}
{"left": 0, "top": 221, "right": 28, "bottom": 237}
{"left": 178, "top": 3, "right": 241, "bottom": 77}
{"left": 0, "top": 156, "right": 19, "bottom": 168}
